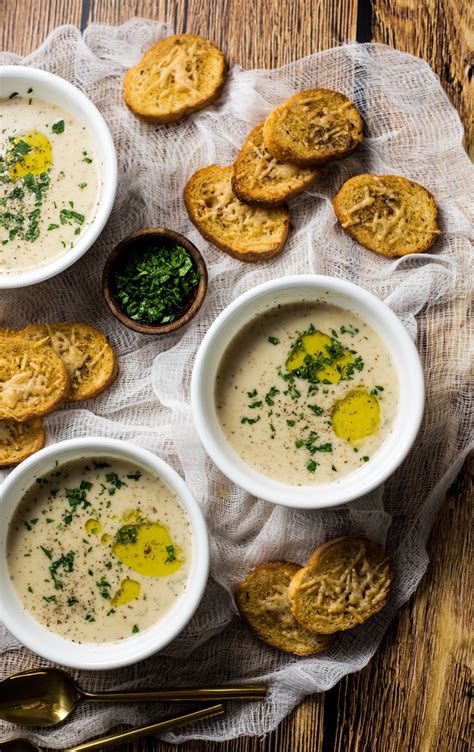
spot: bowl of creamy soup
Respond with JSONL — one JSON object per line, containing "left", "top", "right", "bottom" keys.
{"left": 191, "top": 275, "right": 425, "bottom": 509}
{"left": 0, "top": 66, "right": 117, "bottom": 288}
{"left": 0, "top": 438, "right": 209, "bottom": 669}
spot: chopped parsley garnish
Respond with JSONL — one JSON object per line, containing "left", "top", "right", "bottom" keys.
{"left": 362, "top": 456, "right": 370, "bottom": 462}
{"left": 116, "top": 525, "right": 138, "bottom": 545}
{"left": 85, "top": 614, "right": 95, "bottom": 622}
{"left": 59, "top": 208, "right": 84, "bottom": 226}
{"left": 43, "top": 595, "right": 57, "bottom": 603}
{"left": 241, "top": 415, "right": 261, "bottom": 425}
{"left": 268, "top": 336, "right": 280, "bottom": 345}
{"left": 164, "top": 545, "right": 176, "bottom": 564}
{"left": 40, "top": 545, "right": 52, "bottom": 560}
{"left": 67, "top": 596, "right": 78, "bottom": 606}
{"left": 47, "top": 223, "right": 59, "bottom": 231}
{"left": 52, "top": 120, "right": 65, "bottom": 134}
{"left": 79, "top": 182, "right": 87, "bottom": 189}
{"left": 112, "top": 242, "right": 201, "bottom": 325}
{"left": 248, "top": 400, "right": 263, "bottom": 409}
{"left": 49, "top": 551, "right": 75, "bottom": 590}
{"left": 8, "top": 92, "right": 19, "bottom": 99}
{"left": 265, "top": 386, "right": 279, "bottom": 406}
{"left": 307, "top": 459, "right": 318, "bottom": 473}
{"left": 340, "top": 325, "right": 359, "bottom": 336}
{"left": 82, "top": 150, "right": 93, "bottom": 163}
{"left": 370, "top": 385, "right": 385, "bottom": 396}
{"left": 286, "top": 419, "right": 296, "bottom": 427}
{"left": 247, "top": 389, "right": 258, "bottom": 398}
{"left": 132, "top": 625, "right": 139, "bottom": 634}
{"left": 96, "top": 576, "right": 111, "bottom": 599}
{"left": 308, "top": 404, "right": 324, "bottom": 416}
{"left": 126, "top": 472, "right": 142, "bottom": 481}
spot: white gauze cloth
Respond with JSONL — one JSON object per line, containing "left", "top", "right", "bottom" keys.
{"left": 0, "top": 19, "right": 472, "bottom": 746}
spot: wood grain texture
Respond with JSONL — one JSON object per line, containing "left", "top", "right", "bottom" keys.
{"left": 84, "top": 0, "right": 358, "bottom": 67}
{"left": 0, "top": 1, "right": 472, "bottom": 751}
{"left": 372, "top": 0, "right": 474, "bottom": 157}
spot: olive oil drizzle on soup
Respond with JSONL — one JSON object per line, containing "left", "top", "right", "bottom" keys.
{"left": 0, "top": 92, "right": 101, "bottom": 274}
{"left": 215, "top": 302, "right": 398, "bottom": 485}
{"left": 7, "top": 458, "right": 192, "bottom": 643}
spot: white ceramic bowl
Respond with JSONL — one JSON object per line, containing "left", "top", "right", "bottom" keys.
{"left": 191, "top": 275, "right": 425, "bottom": 510}
{"left": 0, "top": 66, "right": 117, "bottom": 288}
{"left": 0, "top": 438, "right": 209, "bottom": 670}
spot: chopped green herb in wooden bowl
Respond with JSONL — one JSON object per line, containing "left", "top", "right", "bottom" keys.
{"left": 103, "top": 228, "right": 207, "bottom": 334}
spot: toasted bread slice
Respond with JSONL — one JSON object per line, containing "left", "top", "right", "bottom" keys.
{"left": 333, "top": 174, "right": 440, "bottom": 256}
{"left": 0, "top": 417, "right": 45, "bottom": 466}
{"left": 263, "top": 89, "right": 363, "bottom": 167}
{"left": 236, "top": 561, "right": 334, "bottom": 655}
{"left": 288, "top": 537, "right": 391, "bottom": 634}
{"left": 184, "top": 165, "right": 289, "bottom": 262}
{"left": 0, "top": 338, "right": 69, "bottom": 421}
{"left": 232, "top": 124, "right": 320, "bottom": 207}
{"left": 20, "top": 323, "right": 118, "bottom": 403}
{"left": 123, "top": 34, "right": 226, "bottom": 123}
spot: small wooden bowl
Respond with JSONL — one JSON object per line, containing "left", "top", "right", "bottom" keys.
{"left": 102, "top": 228, "right": 208, "bottom": 335}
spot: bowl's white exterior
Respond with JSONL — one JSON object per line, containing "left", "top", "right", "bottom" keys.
{"left": 0, "top": 438, "right": 209, "bottom": 670}
{"left": 0, "top": 66, "right": 117, "bottom": 288}
{"left": 191, "top": 275, "right": 425, "bottom": 510}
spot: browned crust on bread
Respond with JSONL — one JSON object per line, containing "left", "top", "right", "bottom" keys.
{"left": 263, "top": 89, "right": 363, "bottom": 167}
{"left": 288, "top": 537, "right": 392, "bottom": 634}
{"left": 19, "top": 323, "right": 118, "bottom": 403}
{"left": 0, "top": 417, "right": 45, "bottom": 466}
{"left": 333, "top": 173, "right": 440, "bottom": 257}
{"left": 184, "top": 164, "right": 289, "bottom": 262}
{"left": 123, "top": 34, "right": 227, "bottom": 124}
{"left": 0, "top": 338, "right": 69, "bottom": 421}
{"left": 232, "top": 124, "right": 320, "bottom": 207}
{"left": 236, "top": 560, "right": 334, "bottom": 655}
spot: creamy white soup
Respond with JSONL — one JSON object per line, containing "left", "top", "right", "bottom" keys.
{"left": 7, "top": 458, "right": 192, "bottom": 643}
{"left": 0, "top": 91, "right": 101, "bottom": 274}
{"left": 215, "top": 302, "right": 398, "bottom": 485}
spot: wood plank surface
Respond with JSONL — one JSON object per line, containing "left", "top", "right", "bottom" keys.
{"left": 0, "top": 2, "right": 472, "bottom": 751}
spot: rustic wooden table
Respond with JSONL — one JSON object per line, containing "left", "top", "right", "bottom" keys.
{"left": 1, "top": 1, "right": 471, "bottom": 750}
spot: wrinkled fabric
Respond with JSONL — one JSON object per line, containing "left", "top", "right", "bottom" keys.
{"left": 0, "top": 19, "right": 472, "bottom": 746}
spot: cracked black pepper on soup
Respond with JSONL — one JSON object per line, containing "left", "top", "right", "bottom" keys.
{"left": 215, "top": 302, "right": 399, "bottom": 485}
{"left": 0, "top": 91, "right": 101, "bottom": 274}
{"left": 7, "top": 457, "right": 192, "bottom": 642}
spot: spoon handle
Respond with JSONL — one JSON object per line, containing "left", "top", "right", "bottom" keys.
{"left": 81, "top": 684, "right": 267, "bottom": 702}
{"left": 66, "top": 703, "right": 224, "bottom": 752}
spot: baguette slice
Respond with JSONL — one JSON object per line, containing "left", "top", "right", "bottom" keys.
{"left": 19, "top": 323, "right": 118, "bottom": 403}
{"left": 288, "top": 537, "right": 391, "bottom": 634}
{"left": 0, "top": 418, "right": 45, "bottom": 466}
{"left": 263, "top": 89, "right": 363, "bottom": 167}
{"left": 236, "top": 561, "right": 334, "bottom": 655}
{"left": 123, "top": 34, "right": 226, "bottom": 123}
{"left": 184, "top": 165, "right": 289, "bottom": 262}
{"left": 232, "top": 124, "right": 320, "bottom": 207}
{"left": 333, "top": 174, "right": 440, "bottom": 256}
{"left": 0, "top": 338, "right": 69, "bottom": 421}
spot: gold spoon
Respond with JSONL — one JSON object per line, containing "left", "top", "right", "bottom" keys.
{"left": 0, "top": 703, "right": 224, "bottom": 751}
{"left": 0, "top": 668, "right": 266, "bottom": 727}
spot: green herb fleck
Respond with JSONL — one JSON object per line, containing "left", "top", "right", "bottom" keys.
{"left": 241, "top": 415, "right": 261, "bottom": 425}
{"left": 164, "top": 545, "right": 176, "bottom": 564}
{"left": 52, "top": 120, "right": 65, "bottom": 134}
{"left": 116, "top": 526, "right": 138, "bottom": 545}
{"left": 268, "top": 336, "right": 280, "bottom": 345}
